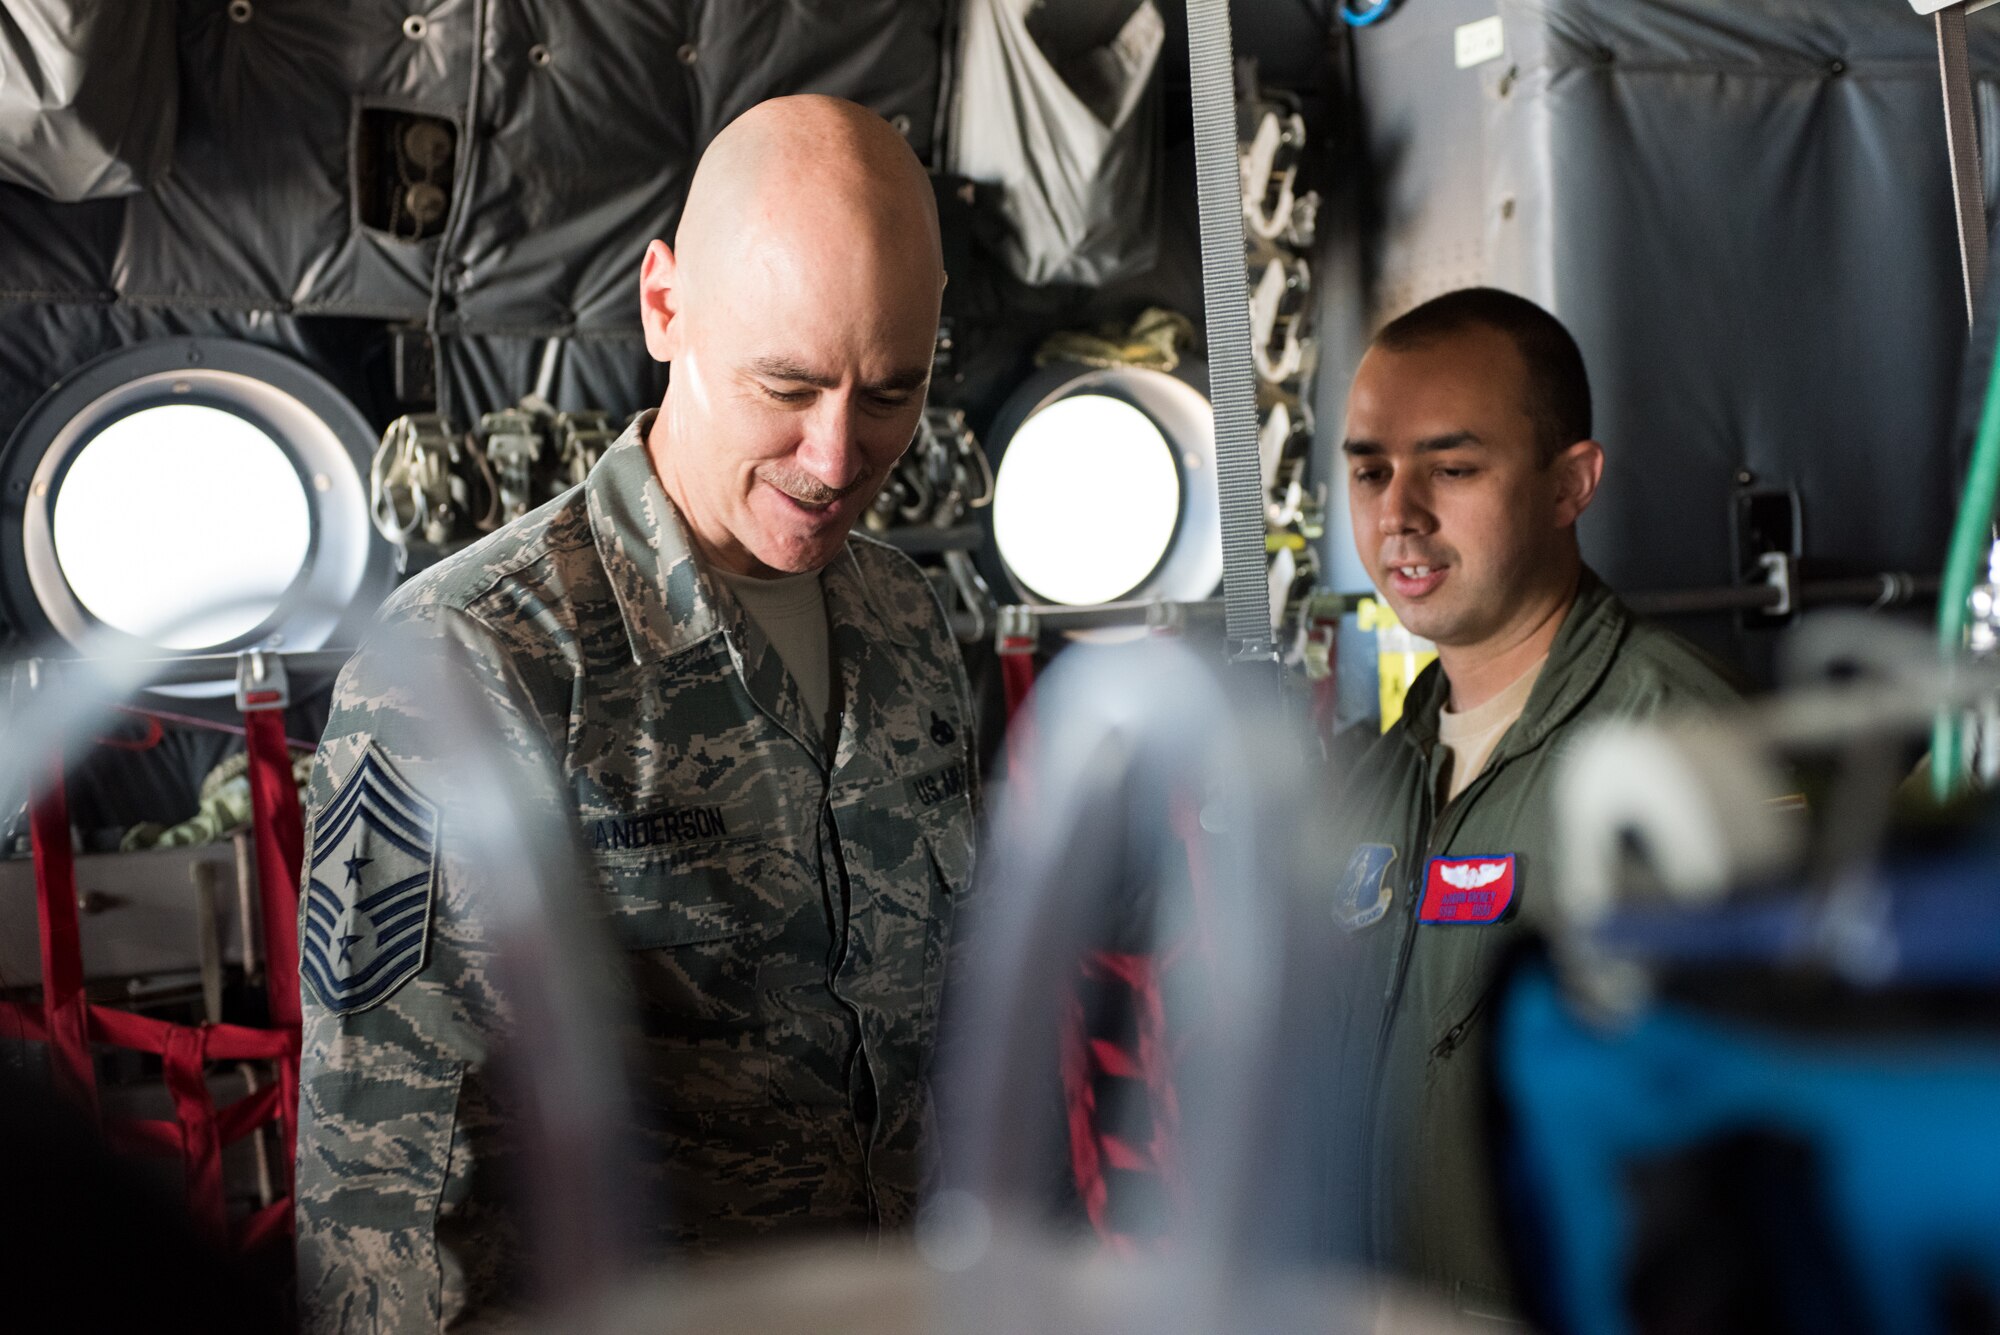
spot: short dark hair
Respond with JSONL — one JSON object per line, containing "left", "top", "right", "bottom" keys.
{"left": 1371, "top": 287, "right": 1592, "bottom": 464}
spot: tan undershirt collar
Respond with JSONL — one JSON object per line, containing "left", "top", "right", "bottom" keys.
{"left": 1436, "top": 654, "right": 1547, "bottom": 805}
{"left": 717, "top": 566, "right": 832, "bottom": 728}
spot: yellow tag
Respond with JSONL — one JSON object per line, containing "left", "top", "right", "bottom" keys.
{"left": 1359, "top": 598, "right": 1438, "bottom": 733}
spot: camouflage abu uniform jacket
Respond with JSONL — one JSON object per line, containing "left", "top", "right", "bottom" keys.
{"left": 295, "top": 413, "right": 978, "bottom": 1332}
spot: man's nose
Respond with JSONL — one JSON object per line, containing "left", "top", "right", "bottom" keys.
{"left": 794, "top": 396, "right": 868, "bottom": 490}
{"left": 1378, "top": 471, "right": 1432, "bottom": 536}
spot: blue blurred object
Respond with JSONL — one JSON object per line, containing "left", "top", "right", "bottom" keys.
{"left": 1591, "top": 861, "right": 2000, "bottom": 990}
{"left": 1490, "top": 859, "right": 2000, "bottom": 1335}
{"left": 1339, "top": 0, "right": 1399, "bottom": 28}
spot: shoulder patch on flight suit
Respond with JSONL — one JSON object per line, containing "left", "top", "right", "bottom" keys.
{"left": 1333, "top": 843, "right": 1398, "bottom": 932}
{"left": 301, "top": 744, "right": 441, "bottom": 1015}
{"left": 1419, "top": 854, "right": 1516, "bottom": 925}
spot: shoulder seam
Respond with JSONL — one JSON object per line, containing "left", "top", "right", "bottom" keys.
{"left": 445, "top": 532, "right": 598, "bottom": 609}
{"left": 389, "top": 526, "right": 597, "bottom": 617}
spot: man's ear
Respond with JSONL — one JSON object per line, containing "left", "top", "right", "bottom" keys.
{"left": 639, "top": 239, "right": 681, "bottom": 364}
{"left": 1552, "top": 438, "right": 1605, "bottom": 527}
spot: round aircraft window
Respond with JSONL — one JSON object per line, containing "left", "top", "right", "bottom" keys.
{"left": 52, "top": 404, "right": 314, "bottom": 650}
{"left": 993, "top": 395, "right": 1183, "bottom": 606}
{"left": 984, "top": 364, "right": 1223, "bottom": 608}
{"left": 0, "top": 338, "right": 395, "bottom": 695}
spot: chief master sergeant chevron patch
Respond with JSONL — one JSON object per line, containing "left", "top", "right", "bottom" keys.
{"left": 300, "top": 743, "right": 440, "bottom": 1015}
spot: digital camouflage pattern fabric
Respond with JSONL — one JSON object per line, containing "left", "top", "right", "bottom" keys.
{"left": 295, "top": 413, "right": 979, "bottom": 1332}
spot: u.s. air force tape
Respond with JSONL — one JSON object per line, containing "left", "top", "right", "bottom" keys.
{"left": 905, "top": 759, "right": 969, "bottom": 809}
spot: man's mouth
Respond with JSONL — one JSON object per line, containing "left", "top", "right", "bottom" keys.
{"left": 1386, "top": 562, "right": 1448, "bottom": 599}
{"left": 765, "top": 481, "right": 844, "bottom": 518}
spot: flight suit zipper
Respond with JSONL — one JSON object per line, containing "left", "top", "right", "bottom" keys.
{"left": 1362, "top": 766, "right": 1435, "bottom": 1263}
{"left": 1363, "top": 748, "right": 1502, "bottom": 1261}
{"left": 1373, "top": 750, "right": 1506, "bottom": 1058}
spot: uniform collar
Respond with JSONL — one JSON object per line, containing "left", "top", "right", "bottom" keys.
{"left": 824, "top": 536, "right": 922, "bottom": 651}
{"left": 586, "top": 411, "right": 922, "bottom": 765}
{"left": 823, "top": 537, "right": 926, "bottom": 773}
{"left": 1399, "top": 566, "right": 1627, "bottom": 761}
{"left": 586, "top": 410, "right": 722, "bottom": 666}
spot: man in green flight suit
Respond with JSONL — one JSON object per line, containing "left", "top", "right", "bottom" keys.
{"left": 294, "top": 96, "right": 977, "bottom": 1331}
{"left": 1327, "top": 288, "right": 1739, "bottom": 1317}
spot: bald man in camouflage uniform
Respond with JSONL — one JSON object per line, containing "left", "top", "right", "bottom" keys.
{"left": 295, "top": 97, "right": 976, "bottom": 1330}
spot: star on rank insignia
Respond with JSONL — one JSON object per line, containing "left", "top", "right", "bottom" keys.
{"left": 301, "top": 743, "right": 440, "bottom": 1015}
{"left": 1332, "top": 843, "right": 1398, "bottom": 933}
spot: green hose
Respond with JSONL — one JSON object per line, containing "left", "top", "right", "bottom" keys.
{"left": 1931, "top": 316, "right": 2000, "bottom": 801}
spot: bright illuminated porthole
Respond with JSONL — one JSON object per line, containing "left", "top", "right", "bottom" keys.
{"left": 53, "top": 405, "right": 314, "bottom": 650}
{"left": 1, "top": 338, "right": 395, "bottom": 694}
{"left": 985, "top": 364, "right": 1223, "bottom": 607}
{"left": 994, "top": 396, "right": 1182, "bottom": 605}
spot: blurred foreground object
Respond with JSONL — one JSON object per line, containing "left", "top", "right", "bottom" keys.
{"left": 523, "top": 638, "right": 1483, "bottom": 1332}
{"left": 0, "top": 1065, "right": 282, "bottom": 1333}
{"left": 1499, "top": 611, "right": 2000, "bottom": 1334}
{"left": 582, "top": 1240, "right": 1472, "bottom": 1335}
{"left": 907, "top": 639, "right": 1475, "bottom": 1331}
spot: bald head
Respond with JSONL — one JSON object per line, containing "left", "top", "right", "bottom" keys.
{"left": 639, "top": 96, "right": 947, "bottom": 578}
{"left": 674, "top": 96, "right": 942, "bottom": 307}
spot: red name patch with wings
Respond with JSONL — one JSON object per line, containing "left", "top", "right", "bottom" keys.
{"left": 1418, "top": 854, "right": 1517, "bottom": 925}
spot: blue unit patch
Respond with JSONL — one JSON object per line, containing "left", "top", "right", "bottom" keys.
{"left": 301, "top": 744, "right": 441, "bottom": 1015}
{"left": 1333, "top": 843, "right": 1398, "bottom": 933}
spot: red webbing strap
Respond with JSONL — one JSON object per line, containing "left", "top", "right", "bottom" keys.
{"left": 244, "top": 707, "right": 303, "bottom": 1031}
{"left": 106, "top": 1118, "right": 184, "bottom": 1157}
{"left": 30, "top": 756, "right": 97, "bottom": 1117}
{"left": 999, "top": 641, "right": 1037, "bottom": 720}
{"left": 1061, "top": 950, "right": 1173, "bottom": 1257}
{"left": 5, "top": 731, "right": 301, "bottom": 1256}
{"left": 92, "top": 1004, "right": 291, "bottom": 1061}
{"left": 1059, "top": 985, "right": 1110, "bottom": 1240}
{"left": 238, "top": 1198, "right": 293, "bottom": 1253}
{"left": 0, "top": 998, "right": 292, "bottom": 1063}
{"left": 0, "top": 999, "right": 46, "bottom": 1044}
{"left": 998, "top": 638, "right": 1039, "bottom": 789}
{"left": 1059, "top": 790, "right": 1216, "bottom": 1255}
{"left": 1094, "top": 953, "right": 1176, "bottom": 1188}
{"left": 164, "top": 1023, "right": 227, "bottom": 1243}
{"left": 214, "top": 1082, "right": 283, "bottom": 1143}
{"left": 242, "top": 704, "right": 303, "bottom": 1188}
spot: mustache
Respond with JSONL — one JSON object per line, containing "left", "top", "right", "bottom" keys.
{"left": 1379, "top": 547, "right": 1451, "bottom": 566}
{"left": 756, "top": 466, "right": 861, "bottom": 507}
